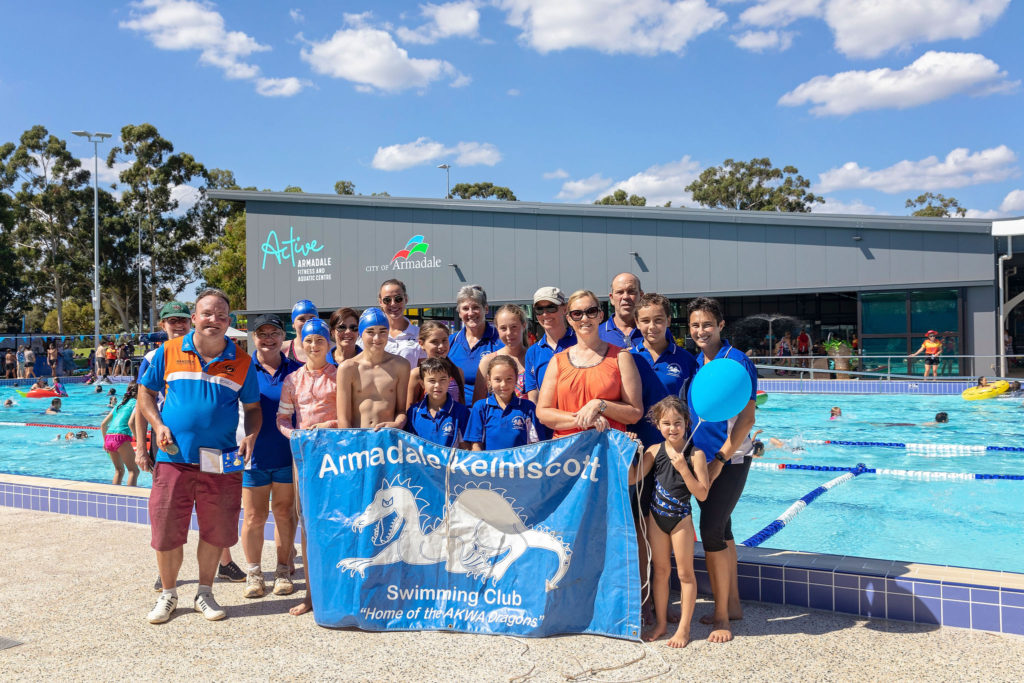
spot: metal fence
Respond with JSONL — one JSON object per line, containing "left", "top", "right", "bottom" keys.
{"left": 747, "top": 354, "right": 1024, "bottom": 382}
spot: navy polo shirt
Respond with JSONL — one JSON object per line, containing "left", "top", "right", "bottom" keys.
{"left": 448, "top": 323, "right": 504, "bottom": 404}
{"left": 405, "top": 395, "right": 470, "bottom": 448}
{"left": 631, "top": 340, "right": 698, "bottom": 398}
{"left": 465, "top": 394, "right": 537, "bottom": 450}
{"left": 598, "top": 318, "right": 643, "bottom": 349}
{"left": 686, "top": 340, "right": 758, "bottom": 463}
{"left": 250, "top": 352, "right": 302, "bottom": 470}
{"left": 523, "top": 328, "right": 576, "bottom": 394}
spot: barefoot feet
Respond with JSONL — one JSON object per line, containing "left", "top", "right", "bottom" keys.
{"left": 707, "top": 618, "right": 733, "bottom": 643}
{"left": 643, "top": 623, "right": 667, "bottom": 642}
{"left": 698, "top": 609, "right": 742, "bottom": 626}
{"left": 667, "top": 626, "right": 691, "bottom": 648}
{"left": 289, "top": 595, "right": 313, "bottom": 616}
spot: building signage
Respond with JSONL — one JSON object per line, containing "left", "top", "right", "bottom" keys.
{"left": 365, "top": 235, "right": 442, "bottom": 273}
{"left": 260, "top": 226, "right": 333, "bottom": 283}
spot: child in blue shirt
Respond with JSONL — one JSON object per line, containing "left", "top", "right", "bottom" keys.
{"left": 466, "top": 355, "right": 539, "bottom": 451}
{"left": 405, "top": 357, "right": 469, "bottom": 448}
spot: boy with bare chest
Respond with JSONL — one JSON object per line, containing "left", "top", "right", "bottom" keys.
{"left": 338, "top": 308, "right": 410, "bottom": 429}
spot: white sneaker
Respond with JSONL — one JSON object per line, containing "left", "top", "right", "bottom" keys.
{"left": 244, "top": 571, "right": 266, "bottom": 599}
{"left": 147, "top": 594, "right": 178, "bottom": 624}
{"left": 272, "top": 567, "right": 294, "bottom": 596}
{"left": 193, "top": 592, "right": 226, "bottom": 621}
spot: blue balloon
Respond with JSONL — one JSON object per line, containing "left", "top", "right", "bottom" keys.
{"left": 690, "top": 359, "right": 752, "bottom": 423}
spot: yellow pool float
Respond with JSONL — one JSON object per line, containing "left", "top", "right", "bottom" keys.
{"left": 962, "top": 380, "right": 1009, "bottom": 401}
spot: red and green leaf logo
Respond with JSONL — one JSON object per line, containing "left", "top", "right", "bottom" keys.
{"left": 391, "top": 235, "right": 430, "bottom": 262}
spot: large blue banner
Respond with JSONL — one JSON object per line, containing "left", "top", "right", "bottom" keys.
{"left": 291, "top": 428, "right": 641, "bottom": 640}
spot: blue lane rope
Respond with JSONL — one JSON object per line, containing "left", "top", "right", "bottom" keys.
{"left": 804, "top": 439, "right": 1024, "bottom": 455}
{"left": 741, "top": 465, "right": 869, "bottom": 548}
{"left": 750, "top": 460, "right": 1024, "bottom": 481}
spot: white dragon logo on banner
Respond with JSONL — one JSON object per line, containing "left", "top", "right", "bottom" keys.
{"left": 338, "top": 479, "right": 572, "bottom": 591}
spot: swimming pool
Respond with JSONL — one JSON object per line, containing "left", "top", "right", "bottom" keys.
{"left": 3, "top": 384, "right": 1023, "bottom": 573}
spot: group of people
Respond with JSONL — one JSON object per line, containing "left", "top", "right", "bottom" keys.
{"left": 3, "top": 344, "right": 37, "bottom": 379}
{"left": 95, "top": 337, "right": 136, "bottom": 378}
{"left": 130, "top": 274, "right": 758, "bottom": 647}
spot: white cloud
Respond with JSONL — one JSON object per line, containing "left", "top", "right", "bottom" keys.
{"left": 255, "top": 76, "right": 310, "bottom": 97}
{"left": 964, "top": 208, "right": 1005, "bottom": 218}
{"left": 779, "top": 51, "right": 1017, "bottom": 116}
{"left": 1000, "top": 189, "right": 1024, "bottom": 213}
{"left": 120, "top": 0, "right": 307, "bottom": 97}
{"left": 824, "top": 0, "right": 1010, "bottom": 59}
{"left": 289, "top": 8, "right": 304, "bottom": 23}
{"left": 507, "top": 88, "right": 521, "bottom": 96}
{"left": 396, "top": 1, "right": 481, "bottom": 44}
{"left": 170, "top": 184, "right": 202, "bottom": 214}
{"left": 497, "top": 0, "right": 727, "bottom": 55}
{"left": 556, "top": 174, "right": 613, "bottom": 200}
{"left": 301, "top": 14, "right": 466, "bottom": 92}
{"left": 79, "top": 157, "right": 132, "bottom": 187}
{"left": 557, "top": 156, "right": 702, "bottom": 205}
{"left": 813, "top": 197, "right": 878, "bottom": 214}
{"left": 730, "top": 29, "right": 795, "bottom": 52}
{"left": 543, "top": 168, "right": 569, "bottom": 180}
{"left": 817, "top": 145, "right": 1018, "bottom": 194}
{"left": 371, "top": 137, "right": 501, "bottom": 171}
{"left": 738, "top": 0, "right": 1010, "bottom": 59}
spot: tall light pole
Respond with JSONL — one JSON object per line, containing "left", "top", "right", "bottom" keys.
{"left": 437, "top": 163, "right": 451, "bottom": 198}
{"left": 72, "top": 130, "right": 112, "bottom": 354}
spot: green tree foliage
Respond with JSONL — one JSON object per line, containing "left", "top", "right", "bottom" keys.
{"left": 686, "top": 157, "right": 823, "bottom": 212}
{"left": 284, "top": 185, "right": 304, "bottom": 193}
{"left": 335, "top": 180, "right": 355, "bottom": 195}
{"left": 200, "top": 169, "right": 251, "bottom": 309}
{"left": 107, "top": 124, "right": 212, "bottom": 328}
{"left": 595, "top": 189, "right": 647, "bottom": 206}
{"left": 5, "top": 126, "right": 94, "bottom": 333}
{"left": 905, "top": 193, "right": 967, "bottom": 218}
{"left": 0, "top": 141, "right": 28, "bottom": 330}
{"left": 451, "top": 182, "right": 517, "bottom": 201}
{"left": 43, "top": 300, "right": 94, "bottom": 334}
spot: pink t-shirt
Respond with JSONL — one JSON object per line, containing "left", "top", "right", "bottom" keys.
{"left": 277, "top": 364, "right": 339, "bottom": 437}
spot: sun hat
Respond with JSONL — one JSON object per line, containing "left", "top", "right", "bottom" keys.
{"left": 358, "top": 307, "right": 390, "bottom": 336}
{"left": 159, "top": 301, "right": 190, "bottom": 320}
{"left": 927, "top": 330, "right": 938, "bottom": 336}
{"left": 533, "top": 286, "right": 566, "bottom": 306}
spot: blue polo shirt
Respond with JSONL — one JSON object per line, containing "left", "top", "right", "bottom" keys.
{"left": 523, "top": 328, "right": 576, "bottom": 394}
{"left": 405, "top": 395, "right": 470, "bottom": 448}
{"left": 465, "top": 394, "right": 537, "bottom": 450}
{"left": 631, "top": 340, "right": 698, "bottom": 398}
{"left": 448, "top": 323, "right": 504, "bottom": 404}
{"left": 599, "top": 318, "right": 643, "bottom": 349}
{"left": 140, "top": 332, "right": 260, "bottom": 466}
{"left": 250, "top": 351, "right": 302, "bottom": 470}
{"left": 686, "top": 340, "right": 758, "bottom": 464}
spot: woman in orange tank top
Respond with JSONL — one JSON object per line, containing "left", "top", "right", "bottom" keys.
{"left": 909, "top": 330, "right": 943, "bottom": 379}
{"left": 537, "top": 289, "right": 642, "bottom": 437}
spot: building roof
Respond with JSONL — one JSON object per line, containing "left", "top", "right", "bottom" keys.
{"left": 207, "top": 190, "right": 996, "bottom": 236}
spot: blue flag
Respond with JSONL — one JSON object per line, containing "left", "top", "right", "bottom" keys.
{"left": 291, "top": 428, "right": 641, "bottom": 640}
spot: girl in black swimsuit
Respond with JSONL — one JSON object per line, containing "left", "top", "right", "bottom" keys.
{"left": 630, "top": 395, "right": 709, "bottom": 648}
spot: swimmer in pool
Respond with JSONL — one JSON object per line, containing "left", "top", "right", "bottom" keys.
{"left": 922, "top": 412, "right": 949, "bottom": 427}
{"left": 64, "top": 431, "right": 89, "bottom": 440}
{"left": 3, "top": 399, "right": 13, "bottom": 407}
{"left": 879, "top": 412, "right": 950, "bottom": 427}
{"left": 830, "top": 406, "right": 842, "bottom": 419}
{"left": 977, "top": 376, "right": 988, "bottom": 387}
{"left": 45, "top": 398, "right": 61, "bottom": 414}
{"left": 751, "top": 430, "right": 805, "bottom": 454}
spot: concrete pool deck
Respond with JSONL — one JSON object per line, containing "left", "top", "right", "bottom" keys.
{"left": 1, "top": 506, "right": 1022, "bottom": 681}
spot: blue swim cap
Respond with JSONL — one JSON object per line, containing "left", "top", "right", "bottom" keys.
{"left": 358, "top": 307, "right": 390, "bottom": 336}
{"left": 301, "top": 318, "right": 331, "bottom": 342}
{"left": 291, "top": 299, "right": 318, "bottom": 322}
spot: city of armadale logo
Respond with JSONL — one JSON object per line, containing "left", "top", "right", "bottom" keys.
{"left": 366, "top": 235, "right": 442, "bottom": 273}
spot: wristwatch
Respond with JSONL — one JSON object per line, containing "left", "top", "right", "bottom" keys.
{"left": 714, "top": 451, "right": 728, "bottom": 464}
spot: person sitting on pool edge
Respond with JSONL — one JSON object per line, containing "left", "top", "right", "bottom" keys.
{"left": 45, "top": 398, "right": 61, "bottom": 414}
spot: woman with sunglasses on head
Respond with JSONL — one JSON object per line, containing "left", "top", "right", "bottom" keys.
{"left": 328, "top": 307, "right": 360, "bottom": 366}
{"left": 375, "top": 279, "right": 426, "bottom": 367}
{"left": 536, "top": 289, "right": 642, "bottom": 437}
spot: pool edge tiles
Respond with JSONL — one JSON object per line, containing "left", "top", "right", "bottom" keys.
{"left": 0, "top": 472, "right": 278, "bottom": 542}
{"left": 3, "top": 473, "right": 1022, "bottom": 637}
{"left": 758, "top": 379, "right": 974, "bottom": 395}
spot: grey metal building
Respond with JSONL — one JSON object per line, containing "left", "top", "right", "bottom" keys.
{"left": 208, "top": 191, "right": 1007, "bottom": 371}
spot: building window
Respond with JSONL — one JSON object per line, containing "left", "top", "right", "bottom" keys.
{"left": 860, "top": 289, "right": 961, "bottom": 376}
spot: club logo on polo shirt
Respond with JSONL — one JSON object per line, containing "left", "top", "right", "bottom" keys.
{"left": 512, "top": 416, "right": 526, "bottom": 431}
{"left": 442, "top": 422, "right": 455, "bottom": 435}
{"left": 666, "top": 363, "right": 682, "bottom": 377}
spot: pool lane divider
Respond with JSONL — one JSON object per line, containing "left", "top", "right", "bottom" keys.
{"left": 750, "top": 460, "right": 1024, "bottom": 481}
{"left": 0, "top": 421, "right": 99, "bottom": 430}
{"left": 741, "top": 465, "right": 869, "bottom": 548}
{"left": 804, "top": 439, "right": 1024, "bottom": 455}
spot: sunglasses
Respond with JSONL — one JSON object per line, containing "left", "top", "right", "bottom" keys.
{"left": 335, "top": 324, "right": 359, "bottom": 333}
{"left": 567, "top": 306, "right": 601, "bottom": 321}
{"left": 534, "top": 303, "right": 559, "bottom": 315}
{"left": 381, "top": 296, "right": 405, "bottom": 306}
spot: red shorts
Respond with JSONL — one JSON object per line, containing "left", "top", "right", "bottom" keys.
{"left": 149, "top": 462, "right": 242, "bottom": 551}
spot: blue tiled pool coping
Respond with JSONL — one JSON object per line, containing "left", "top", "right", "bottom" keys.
{"left": 759, "top": 379, "right": 975, "bottom": 395}
{"left": 3, "top": 473, "right": 1023, "bottom": 636}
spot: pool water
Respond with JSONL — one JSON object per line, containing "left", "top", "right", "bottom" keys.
{"left": 3, "top": 384, "right": 1024, "bottom": 573}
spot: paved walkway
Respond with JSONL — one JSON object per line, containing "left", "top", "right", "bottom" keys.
{"left": 1, "top": 507, "right": 1022, "bottom": 681}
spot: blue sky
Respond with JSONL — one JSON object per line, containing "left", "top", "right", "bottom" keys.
{"left": 2, "top": 0, "right": 1023, "bottom": 218}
